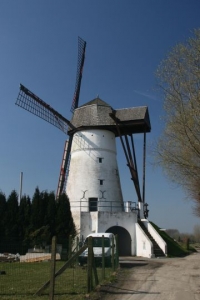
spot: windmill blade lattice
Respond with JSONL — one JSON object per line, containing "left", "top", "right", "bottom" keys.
{"left": 16, "top": 84, "right": 72, "bottom": 134}
{"left": 70, "top": 37, "right": 86, "bottom": 113}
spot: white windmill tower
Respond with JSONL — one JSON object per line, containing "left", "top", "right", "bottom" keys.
{"left": 66, "top": 97, "right": 151, "bottom": 240}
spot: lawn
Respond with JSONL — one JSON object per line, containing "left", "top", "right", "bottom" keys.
{"left": 0, "top": 261, "right": 113, "bottom": 299}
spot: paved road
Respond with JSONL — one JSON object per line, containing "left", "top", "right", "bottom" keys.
{"left": 99, "top": 252, "right": 200, "bottom": 300}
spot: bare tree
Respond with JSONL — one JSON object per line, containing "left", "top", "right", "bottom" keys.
{"left": 155, "top": 29, "right": 200, "bottom": 213}
{"left": 193, "top": 224, "right": 200, "bottom": 242}
{"left": 166, "top": 229, "right": 180, "bottom": 241}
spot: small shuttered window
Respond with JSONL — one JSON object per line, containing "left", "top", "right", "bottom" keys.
{"left": 89, "top": 198, "right": 98, "bottom": 211}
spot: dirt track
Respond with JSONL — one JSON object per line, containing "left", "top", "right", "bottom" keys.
{"left": 97, "top": 252, "right": 200, "bottom": 300}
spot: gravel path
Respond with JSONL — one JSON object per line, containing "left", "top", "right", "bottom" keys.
{"left": 98, "top": 252, "right": 200, "bottom": 300}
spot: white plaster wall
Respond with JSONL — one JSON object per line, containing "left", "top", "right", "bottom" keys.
{"left": 135, "top": 223, "right": 154, "bottom": 258}
{"left": 79, "top": 211, "right": 138, "bottom": 255}
{"left": 66, "top": 129, "right": 123, "bottom": 213}
{"left": 80, "top": 212, "right": 98, "bottom": 239}
{"left": 71, "top": 211, "right": 82, "bottom": 237}
{"left": 141, "top": 219, "right": 167, "bottom": 255}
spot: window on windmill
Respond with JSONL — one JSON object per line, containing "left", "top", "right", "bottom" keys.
{"left": 89, "top": 198, "right": 98, "bottom": 212}
{"left": 98, "top": 157, "right": 103, "bottom": 163}
{"left": 99, "top": 179, "right": 104, "bottom": 185}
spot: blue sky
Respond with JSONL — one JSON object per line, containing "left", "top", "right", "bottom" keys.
{"left": 1, "top": 0, "right": 200, "bottom": 233}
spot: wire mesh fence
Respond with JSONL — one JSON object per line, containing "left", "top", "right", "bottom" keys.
{"left": 0, "top": 235, "right": 118, "bottom": 299}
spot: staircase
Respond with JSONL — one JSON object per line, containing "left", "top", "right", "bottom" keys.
{"left": 138, "top": 221, "right": 165, "bottom": 257}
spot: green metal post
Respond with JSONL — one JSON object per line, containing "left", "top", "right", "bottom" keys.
{"left": 115, "top": 234, "right": 119, "bottom": 269}
{"left": 102, "top": 235, "right": 105, "bottom": 280}
{"left": 68, "top": 235, "right": 72, "bottom": 260}
{"left": 111, "top": 235, "right": 115, "bottom": 271}
{"left": 87, "top": 237, "right": 93, "bottom": 293}
{"left": 49, "top": 236, "right": 56, "bottom": 300}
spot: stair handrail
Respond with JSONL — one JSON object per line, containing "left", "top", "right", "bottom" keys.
{"left": 141, "top": 220, "right": 167, "bottom": 255}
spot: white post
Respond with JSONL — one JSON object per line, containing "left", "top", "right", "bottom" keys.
{"left": 138, "top": 201, "right": 144, "bottom": 219}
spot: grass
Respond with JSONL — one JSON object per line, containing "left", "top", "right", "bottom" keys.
{"left": 0, "top": 261, "right": 114, "bottom": 300}
{"left": 150, "top": 221, "right": 192, "bottom": 257}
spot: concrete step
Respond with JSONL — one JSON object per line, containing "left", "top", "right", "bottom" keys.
{"left": 138, "top": 221, "right": 165, "bottom": 257}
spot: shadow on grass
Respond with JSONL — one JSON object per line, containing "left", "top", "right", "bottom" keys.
{"left": 100, "top": 285, "right": 160, "bottom": 295}
{"left": 119, "top": 262, "right": 148, "bottom": 268}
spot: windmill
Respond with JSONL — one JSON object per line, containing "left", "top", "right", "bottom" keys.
{"left": 15, "top": 37, "right": 151, "bottom": 240}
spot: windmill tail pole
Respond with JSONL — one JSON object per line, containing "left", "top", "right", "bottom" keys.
{"left": 142, "top": 132, "right": 146, "bottom": 203}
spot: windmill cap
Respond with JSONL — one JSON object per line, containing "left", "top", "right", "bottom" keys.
{"left": 68, "top": 98, "right": 151, "bottom": 136}
{"left": 78, "top": 97, "right": 112, "bottom": 109}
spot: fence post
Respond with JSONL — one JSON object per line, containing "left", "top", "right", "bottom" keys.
{"left": 92, "top": 252, "right": 99, "bottom": 286}
{"left": 102, "top": 235, "right": 105, "bottom": 280}
{"left": 34, "top": 244, "right": 88, "bottom": 296}
{"left": 115, "top": 234, "right": 119, "bottom": 269}
{"left": 76, "top": 236, "right": 79, "bottom": 250}
{"left": 87, "top": 236, "right": 93, "bottom": 293}
{"left": 68, "top": 235, "right": 72, "bottom": 260}
{"left": 76, "top": 236, "right": 79, "bottom": 265}
{"left": 49, "top": 236, "right": 57, "bottom": 300}
{"left": 111, "top": 235, "right": 115, "bottom": 271}
{"left": 186, "top": 237, "right": 190, "bottom": 251}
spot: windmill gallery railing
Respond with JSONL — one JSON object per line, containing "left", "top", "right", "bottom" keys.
{"left": 70, "top": 200, "right": 138, "bottom": 213}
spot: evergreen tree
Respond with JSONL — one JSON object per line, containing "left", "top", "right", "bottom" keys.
{"left": 41, "top": 190, "right": 52, "bottom": 226}
{"left": 55, "top": 193, "right": 76, "bottom": 247}
{"left": 0, "top": 191, "right": 7, "bottom": 241}
{"left": 45, "top": 191, "right": 56, "bottom": 237}
{"left": 29, "top": 189, "right": 57, "bottom": 247}
{"left": 0, "top": 187, "right": 77, "bottom": 252}
{"left": 31, "top": 187, "right": 44, "bottom": 230}
{"left": 5, "top": 190, "right": 19, "bottom": 238}
{"left": 19, "top": 195, "right": 32, "bottom": 250}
